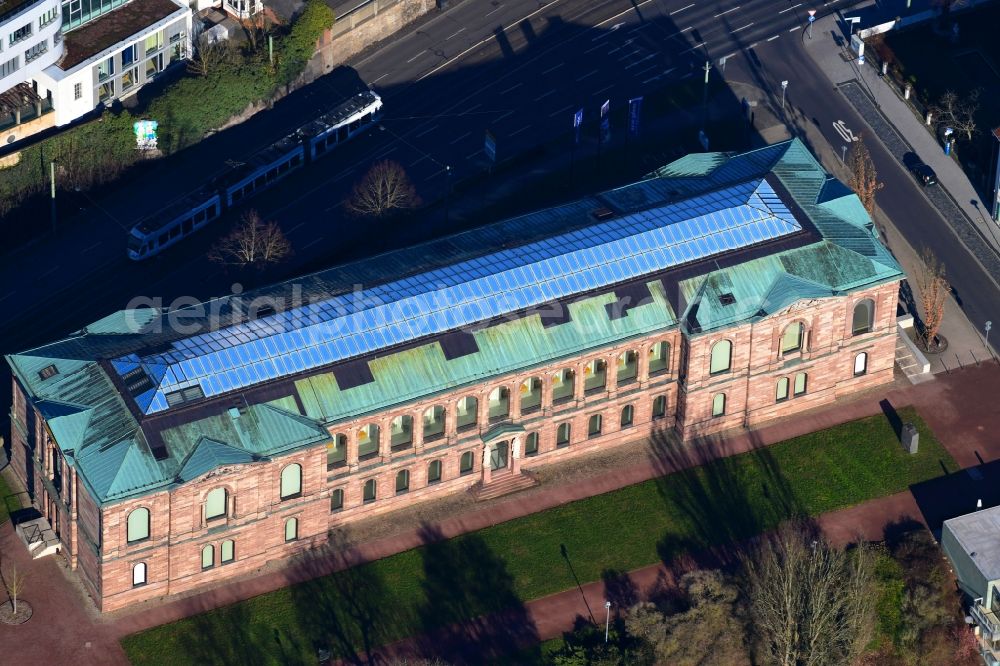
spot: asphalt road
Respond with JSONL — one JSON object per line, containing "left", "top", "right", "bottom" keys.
{"left": 723, "top": 31, "right": 1000, "bottom": 349}
{"left": 0, "top": 0, "right": 845, "bottom": 354}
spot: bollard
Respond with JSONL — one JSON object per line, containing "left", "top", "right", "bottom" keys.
{"left": 926, "top": 112, "right": 933, "bottom": 126}
{"left": 882, "top": 61, "right": 888, "bottom": 76}
{"left": 904, "top": 83, "right": 912, "bottom": 100}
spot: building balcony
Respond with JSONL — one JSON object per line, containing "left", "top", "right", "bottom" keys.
{"left": 973, "top": 600, "right": 1000, "bottom": 642}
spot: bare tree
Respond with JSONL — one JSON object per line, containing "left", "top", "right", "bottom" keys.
{"left": 346, "top": 160, "right": 420, "bottom": 218}
{"left": 4, "top": 563, "right": 25, "bottom": 615}
{"left": 914, "top": 247, "right": 949, "bottom": 351}
{"left": 209, "top": 209, "right": 292, "bottom": 268}
{"left": 188, "top": 41, "right": 232, "bottom": 77}
{"left": 742, "top": 521, "right": 876, "bottom": 666}
{"left": 847, "top": 135, "right": 883, "bottom": 217}
{"left": 931, "top": 89, "right": 979, "bottom": 141}
{"left": 243, "top": 6, "right": 272, "bottom": 53}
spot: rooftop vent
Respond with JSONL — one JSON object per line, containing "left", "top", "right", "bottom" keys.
{"left": 38, "top": 364, "right": 59, "bottom": 381}
{"left": 718, "top": 293, "right": 736, "bottom": 306}
{"left": 164, "top": 384, "right": 205, "bottom": 407}
{"left": 591, "top": 207, "right": 616, "bottom": 221}
{"left": 121, "top": 367, "right": 155, "bottom": 396}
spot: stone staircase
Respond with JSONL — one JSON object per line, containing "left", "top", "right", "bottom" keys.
{"left": 471, "top": 470, "right": 539, "bottom": 502}
{"left": 895, "top": 318, "right": 933, "bottom": 384}
{"left": 15, "top": 517, "right": 62, "bottom": 559}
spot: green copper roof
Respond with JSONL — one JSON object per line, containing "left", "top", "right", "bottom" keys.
{"left": 6, "top": 139, "right": 902, "bottom": 505}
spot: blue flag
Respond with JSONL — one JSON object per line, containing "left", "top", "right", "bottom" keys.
{"left": 628, "top": 97, "right": 643, "bottom": 138}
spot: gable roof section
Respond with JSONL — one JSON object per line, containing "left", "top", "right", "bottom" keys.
{"left": 177, "top": 439, "right": 257, "bottom": 483}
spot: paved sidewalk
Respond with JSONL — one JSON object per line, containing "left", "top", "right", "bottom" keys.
{"left": 4, "top": 363, "right": 1000, "bottom": 665}
{"left": 804, "top": 3, "right": 1000, "bottom": 287}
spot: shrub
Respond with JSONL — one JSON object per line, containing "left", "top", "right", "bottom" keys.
{"left": 276, "top": 0, "right": 334, "bottom": 85}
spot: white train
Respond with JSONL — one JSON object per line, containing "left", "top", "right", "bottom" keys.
{"left": 127, "top": 78, "right": 383, "bottom": 261}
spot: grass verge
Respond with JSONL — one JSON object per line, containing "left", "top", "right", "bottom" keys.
{"left": 122, "top": 407, "right": 956, "bottom": 665}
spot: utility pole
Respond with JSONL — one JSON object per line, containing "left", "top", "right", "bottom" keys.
{"left": 50, "top": 160, "right": 56, "bottom": 234}
{"left": 702, "top": 60, "right": 712, "bottom": 130}
{"left": 780, "top": 80, "right": 788, "bottom": 112}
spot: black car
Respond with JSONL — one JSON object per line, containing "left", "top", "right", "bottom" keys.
{"left": 911, "top": 162, "right": 938, "bottom": 186}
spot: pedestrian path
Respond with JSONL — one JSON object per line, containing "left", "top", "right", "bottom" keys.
{"left": 4, "top": 363, "right": 1000, "bottom": 665}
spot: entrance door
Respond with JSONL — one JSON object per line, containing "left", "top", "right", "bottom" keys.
{"left": 490, "top": 441, "right": 509, "bottom": 471}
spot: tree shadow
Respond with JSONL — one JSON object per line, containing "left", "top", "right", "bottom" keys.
{"left": 176, "top": 597, "right": 273, "bottom": 665}
{"left": 412, "top": 523, "right": 539, "bottom": 663}
{"left": 601, "top": 568, "right": 638, "bottom": 611}
{"left": 287, "top": 529, "right": 398, "bottom": 665}
{"left": 649, "top": 426, "right": 802, "bottom": 568}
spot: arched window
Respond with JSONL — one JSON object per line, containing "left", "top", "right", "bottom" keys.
{"left": 284, "top": 517, "right": 298, "bottom": 542}
{"left": 460, "top": 451, "right": 475, "bottom": 474}
{"left": 132, "top": 562, "right": 147, "bottom": 587}
{"left": 423, "top": 405, "right": 446, "bottom": 440}
{"left": 363, "top": 478, "right": 377, "bottom": 502}
{"left": 556, "top": 422, "right": 572, "bottom": 447}
{"left": 711, "top": 393, "right": 726, "bottom": 417}
{"left": 280, "top": 463, "right": 302, "bottom": 500}
{"left": 854, "top": 352, "right": 868, "bottom": 376}
{"left": 395, "top": 470, "right": 410, "bottom": 494}
{"left": 330, "top": 488, "right": 344, "bottom": 511}
{"left": 127, "top": 507, "right": 150, "bottom": 543}
{"left": 852, "top": 299, "right": 875, "bottom": 335}
{"left": 781, "top": 323, "right": 804, "bottom": 354}
{"left": 456, "top": 396, "right": 478, "bottom": 429}
{"left": 201, "top": 544, "right": 214, "bottom": 569}
{"left": 357, "top": 423, "right": 380, "bottom": 458}
{"left": 709, "top": 340, "right": 732, "bottom": 375}
{"left": 776, "top": 377, "right": 790, "bottom": 402}
{"left": 525, "top": 432, "right": 539, "bottom": 456}
{"left": 552, "top": 368, "right": 576, "bottom": 403}
{"left": 327, "top": 433, "right": 347, "bottom": 469}
{"left": 427, "top": 460, "right": 443, "bottom": 484}
{"left": 488, "top": 386, "right": 510, "bottom": 420}
{"left": 652, "top": 395, "right": 667, "bottom": 419}
{"left": 588, "top": 414, "right": 603, "bottom": 437}
{"left": 520, "top": 377, "right": 543, "bottom": 412}
{"left": 649, "top": 341, "right": 670, "bottom": 375}
{"left": 617, "top": 351, "right": 638, "bottom": 384}
{"left": 584, "top": 359, "right": 607, "bottom": 393}
{"left": 793, "top": 372, "right": 808, "bottom": 396}
{"left": 221, "top": 539, "right": 235, "bottom": 564}
{"left": 205, "top": 487, "right": 227, "bottom": 521}
{"left": 390, "top": 415, "right": 413, "bottom": 448}
{"left": 621, "top": 404, "right": 634, "bottom": 428}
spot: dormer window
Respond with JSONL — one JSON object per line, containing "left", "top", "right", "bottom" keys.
{"left": 39, "top": 364, "right": 59, "bottom": 380}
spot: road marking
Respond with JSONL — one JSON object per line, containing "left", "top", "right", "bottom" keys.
{"left": 625, "top": 52, "right": 657, "bottom": 68}
{"left": 636, "top": 63, "right": 660, "bottom": 76}
{"left": 767, "top": 34, "right": 780, "bottom": 41}
{"left": 467, "top": 103, "right": 483, "bottom": 111}
{"left": 550, "top": 104, "right": 574, "bottom": 117}
{"left": 642, "top": 74, "right": 661, "bottom": 83}
{"left": 496, "top": 110, "right": 515, "bottom": 121}
{"left": 778, "top": 2, "right": 801, "bottom": 13}
{"left": 414, "top": 125, "right": 438, "bottom": 138}
{"left": 681, "top": 41, "right": 705, "bottom": 54}
{"left": 664, "top": 66, "right": 677, "bottom": 75}
{"left": 733, "top": 22, "right": 754, "bottom": 32}
{"left": 501, "top": 82, "right": 523, "bottom": 94}
{"left": 670, "top": 2, "right": 695, "bottom": 14}
{"left": 81, "top": 241, "right": 102, "bottom": 253}
{"left": 748, "top": 42, "right": 758, "bottom": 48}
{"left": 534, "top": 90, "right": 556, "bottom": 101}
{"left": 302, "top": 237, "right": 324, "bottom": 251}
{"left": 445, "top": 27, "right": 466, "bottom": 40}
{"left": 372, "top": 73, "right": 388, "bottom": 84}
{"left": 593, "top": 84, "right": 615, "bottom": 96}
{"left": 542, "top": 62, "right": 563, "bottom": 74}
{"left": 713, "top": 6, "right": 740, "bottom": 17}
{"left": 832, "top": 120, "right": 860, "bottom": 143}
{"left": 679, "top": 25, "right": 695, "bottom": 33}
{"left": 485, "top": 4, "right": 503, "bottom": 16}
{"left": 789, "top": 25, "right": 801, "bottom": 31}
{"left": 466, "top": 149, "right": 481, "bottom": 159}
{"left": 406, "top": 50, "right": 426, "bottom": 64}
{"left": 372, "top": 146, "right": 398, "bottom": 161}
{"left": 584, "top": 42, "right": 606, "bottom": 54}
{"left": 449, "top": 131, "right": 472, "bottom": 144}
{"left": 40, "top": 265, "right": 60, "bottom": 279}
{"left": 510, "top": 125, "right": 531, "bottom": 137}
{"left": 576, "top": 69, "right": 598, "bottom": 81}
{"left": 411, "top": 155, "right": 430, "bottom": 167}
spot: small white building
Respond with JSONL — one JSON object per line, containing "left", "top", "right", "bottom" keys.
{"left": 0, "top": 0, "right": 191, "bottom": 144}
{"left": 942, "top": 507, "right": 1000, "bottom": 665}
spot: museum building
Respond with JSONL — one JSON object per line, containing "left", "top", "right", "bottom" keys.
{"left": 5, "top": 139, "right": 904, "bottom": 611}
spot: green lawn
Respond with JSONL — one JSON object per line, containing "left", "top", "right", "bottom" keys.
{"left": 122, "top": 407, "right": 956, "bottom": 665}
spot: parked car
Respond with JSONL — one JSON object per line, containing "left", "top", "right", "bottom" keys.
{"left": 910, "top": 162, "right": 938, "bottom": 186}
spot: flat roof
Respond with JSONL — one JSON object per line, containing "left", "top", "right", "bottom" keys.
{"left": 945, "top": 507, "right": 1000, "bottom": 582}
{"left": 60, "top": 0, "right": 184, "bottom": 70}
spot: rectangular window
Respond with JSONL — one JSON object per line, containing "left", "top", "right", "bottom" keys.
{"left": 9, "top": 23, "right": 32, "bottom": 47}
{"left": 793, "top": 373, "right": 807, "bottom": 396}
{"left": 121, "top": 44, "right": 136, "bottom": 66}
{"left": 145, "top": 53, "right": 161, "bottom": 79}
{"left": 169, "top": 32, "right": 185, "bottom": 63}
{"left": 0, "top": 56, "right": 19, "bottom": 78}
{"left": 39, "top": 8, "right": 59, "bottom": 28}
{"left": 97, "top": 56, "right": 114, "bottom": 81}
{"left": 73, "top": 82, "right": 82, "bottom": 99}
{"left": 144, "top": 31, "right": 163, "bottom": 56}
{"left": 556, "top": 422, "right": 571, "bottom": 447}
{"left": 711, "top": 393, "right": 726, "bottom": 417}
{"left": 775, "top": 377, "right": 789, "bottom": 402}
{"left": 221, "top": 540, "right": 234, "bottom": 563}
{"left": 649, "top": 341, "right": 669, "bottom": 375}
{"left": 121, "top": 66, "right": 138, "bottom": 91}
{"left": 25, "top": 40, "right": 48, "bottom": 63}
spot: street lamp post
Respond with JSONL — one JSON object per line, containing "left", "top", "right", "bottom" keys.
{"left": 604, "top": 601, "right": 612, "bottom": 643}
{"left": 701, "top": 60, "right": 712, "bottom": 130}
{"left": 985, "top": 320, "right": 992, "bottom": 352}
{"left": 841, "top": 144, "right": 848, "bottom": 162}
{"left": 780, "top": 80, "right": 788, "bottom": 112}
{"left": 50, "top": 160, "right": 57, "bottom": 234}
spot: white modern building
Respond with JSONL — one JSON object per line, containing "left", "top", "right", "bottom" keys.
{"left": 0, "top": 0, "right": 191, "bottom": 145}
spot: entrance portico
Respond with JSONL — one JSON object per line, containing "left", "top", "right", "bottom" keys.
{"left": 480, "top": 423, "right": 525, "bottom": 485}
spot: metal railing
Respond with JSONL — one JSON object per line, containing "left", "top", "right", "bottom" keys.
{"left": 973, "top": 599, "right": 1000, "bottom": 641}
